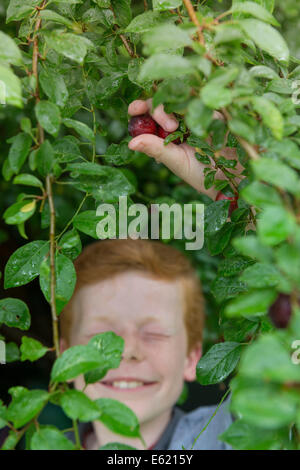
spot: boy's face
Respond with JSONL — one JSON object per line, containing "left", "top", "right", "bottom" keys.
{"left": 61, "top": 271, "right": 202, "bottom": 426}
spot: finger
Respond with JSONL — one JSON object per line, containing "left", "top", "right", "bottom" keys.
{"left": 146, "top": 98, "right": 179, "bottom": 132}
{"left": 128, "top": 98, "right": 179, "bottom": 131}
{"left": 128, "top": 100, "right": 149, "bottom": 116}
{"left": 128, "top": 135, "right": 214, "bottom": 196}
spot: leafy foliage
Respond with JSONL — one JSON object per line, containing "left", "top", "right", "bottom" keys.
{"left": 0, "top": 0, "right": 300, "bottom": 451}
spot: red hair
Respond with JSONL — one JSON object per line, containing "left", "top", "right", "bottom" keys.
{"left": 60, "top": 238, "right": 205, "bottom": 354}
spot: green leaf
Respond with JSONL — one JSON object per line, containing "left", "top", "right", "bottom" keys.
{"left": 232, "top": 2, "right": 279, "bottom": 26}
{"left": 223, "top": 318, "right": 258, "bottom": 342}
{"left": 3, "top": 200, "right": 36, "bottom": 225}
{"left": 39, "top": 253, "right": 76, "bottom": 315}
{"left": 5, "top": 342, "right": 20, "bottom": 362}
{"left": 111, "top": 0, "right": 131, "bottom": 27}
{"left": 39, "top": 67, "right": 69, "bottom": 108}
{"left": 267, "top": 139, "right": 300, "bottom": 171}
{"left": 252, "top": 96, "right": 283, "bottom": 140}
{"left": 239, "top": 19, "right": 289, "bottom": 63}
{"left": 125, "top": 11, "right": 165, "bottom": 33}
{"left": 44, "top": 31, "right": 94, "bottom": 64}
{"left": 0, "top": 31, "right": 22, "bottom": 65}
{"left": 62, "top": 118, "right": 95, "bottom": 142}
{"left": 219, "top": 419, "right": 284, "bottom": 450}
{"left": 95, "top": 398, "right": 140, "bottom": 437}
{"left": 212, "top": 275, "right": 248, "bottom": 304}
{"left": 207, "top": 222, "right": 235, "bottom": 255}
{"left": 20, "top": 336, "right": 48, "bottom": 362}
{"left": 30, "top": 428, "right": 76, "bottom": 450}
{"left": 241, "top": 181, "right": 282, "bottom": 207}
{"left": 240, "top": 262, "right": 282, "bottom": 288}
{"left": 225, "top": 288, "right": 277, "bottom": 317}
{"left": 218, "top": 257, "right": 255, "bottom": 277}
{"left": 275, "top": 244, "right": 300, "bottom": 284}
{"left": 40, "top": 10, "right": 73, "bottom": 26}
{"left": 50, "top": 344, "right": 108, "bottom": 383}
{"left": 84, "top": 332, "right": 124, "bottom": 384}
{"left": 35, "top": 101, "right": 61, "bottom": 137}
{"left": 59, "top": 390, "right": 102, "bottom": 422}
{"left": 6, "top": 0, "right": 41, "bottom": 23}
{"left": 0, "top": 65, "right": 23, "bottom": 107}
{"left": 99, "top": 442, "right": 138, "bottom": 450}
{"left": 142, "top": 24, "right": 193, "bottom": 55}
{"left": 6, "top": 389, "right": 49, "bottom": 428}
{"left": 59, "top": 228, "right": 82, "bottom": 260}
{"left": 0, "top": 298, "right": 30, "bottom": 330}
{"left": 96, "top": 73, "right": 124, "bottom": 101}
{"left": 196, "top": 342, "right": 242, "bottom": 385}
{"left": 13, "top": 173, "right": 43, "bottom": 189}
{"left": 103, "top": 142, "right": 135, "bottom": 166}
{"left": 67, "top": 163, "right": 135, "bottom": 201}
{"left": 8, "top": 133, "right": 32, "bottom": 174}
{"left": 0, "top": 400, "right": 8, "bottom": 429}
{"left": 238, "top": 333, "right": 300, "bottom": 383}
{"left": 36, "top": 140, "right": 55, "bottom": 177}
{"left": 249, "top": 65, "right": 278, "bottom": 80}
{"left": 214, "top": 24, "right": 245, "bottom": 45}
{"left": 139, "top": 54, "right": 194, "bottom": 81}
{"left": 231, "top": 383, "right": 298, "bottom": 429}
{"left": 1, "top": 431, "right": 19, "bottom": 450}
{"left": 73, "top": 210, "right": 104, "bottom": 238}
{"left": 4, "top": 240, "right": 50, "bottom": 289}
{"left": 251, "top": 158, "right": 300, "bottom": 195}
{"left": 204, "top": 200, "right": 231, "bottom": 234}
{"left": 53, "top": 136, "right": 81, "bottom": 162}
{"left": 201, "top": 84, "right": 233, "bottom": 109}
{"left": 257, "top": 206, "right": 296, "bottom": 246}
{"left": 233, "top": 235, "right": 273, "bottom": 262}
{"left": 186, "top": 99, "right": 213, "bottom": 137}
{"left": 152, "top": 0, "right": 182, "bottom": 10}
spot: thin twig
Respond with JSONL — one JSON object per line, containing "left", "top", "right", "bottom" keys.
{"left": 119, "top": 33, "right": 136, "bottom": 58}
{"left": 183, "top": 0, "right": 205, "bottom": 46}
{"left": 190, "top": 389, "right": 231, "bottom": 449}
{"left": 32, "top": 0, "right": 60, "bottom": 358}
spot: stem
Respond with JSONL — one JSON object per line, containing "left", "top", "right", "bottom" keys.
{"left": 119, "top": 33, "right": 136, "bottom": 58}
{"left": 56, "top": 193, "right": 89, "bottom": 241}
{"left": 32, "top": 0, "right": 60, "bottom": 358}
{"left": 143, "top": 0, "right": 148, "bottom": 11}
{"left": 183, "top": 0, "right": 205, "bottom": 46}
{"left": 72, "top": 419, "right": 83, "bottom": 450}
{"left": 190, "top": 388, "right": 231, "bottom": 449}
{"left": 46, "top": 175, "right": 60, "bottom": 357}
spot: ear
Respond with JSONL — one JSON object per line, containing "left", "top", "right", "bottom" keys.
{"left": 183, "top": 342, "right": 202, "bottom": 382}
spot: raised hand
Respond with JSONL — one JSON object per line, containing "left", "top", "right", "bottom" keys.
{"left": 128, "top": 98, "right": 245, "bottom": 200}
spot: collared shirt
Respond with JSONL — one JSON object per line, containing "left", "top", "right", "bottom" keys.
{"left": 65, "top": 398, "right": 233, "bottom": 450}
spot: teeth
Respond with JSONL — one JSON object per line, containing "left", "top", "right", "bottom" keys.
{"left": 111, "top": 381, "right": 144, "bottom": 389}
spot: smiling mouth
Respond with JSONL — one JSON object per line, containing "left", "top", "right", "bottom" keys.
{"left": 100, "top": 380, "right": 158, "bottom": 390}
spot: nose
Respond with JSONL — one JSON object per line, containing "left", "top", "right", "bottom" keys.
{"left": 121, "top": 329, "right": 144, "bottom": 362}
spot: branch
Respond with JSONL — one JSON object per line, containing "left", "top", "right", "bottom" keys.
{"left": 183, "top": 0, "right": 205, "bottom": 46}
{"left": 32, "top": 0, "right": 60, "bottom": 358}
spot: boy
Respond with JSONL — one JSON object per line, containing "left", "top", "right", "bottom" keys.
{"left": 60, "top": 99, "right": 240, "bottom": 450}
{"left": 60, "top": 238, "right": 232, "bottom": 450}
